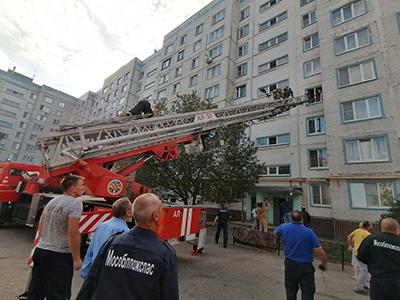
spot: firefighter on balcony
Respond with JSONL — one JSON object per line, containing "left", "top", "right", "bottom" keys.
{"left": 273, "top": 88, "right": 284, "bottom": 100}
{"left": 125, "top": 99, "right": 153, "bottom": 118}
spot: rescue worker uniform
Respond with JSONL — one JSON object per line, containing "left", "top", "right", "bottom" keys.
{"left": 283, "top": 87, "right": 294, "bottom": 99}
{"left": 76, "top": 226, "right": 179, "bottom": 300}
{"left": 126, "top": 100, "right": 153, "bottom": 118}
{"left": 215, "top": 207, "right": 230, "bottom": 248}
{"left": 358, "top": 232, "right": 400, "bottom": 300}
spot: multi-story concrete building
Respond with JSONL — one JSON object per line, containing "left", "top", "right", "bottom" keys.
{"left": 0, "top": 68, "right": 80, "bottom": 165}
{"left": 72, "top": 0, "right": 400, "bottom": 238}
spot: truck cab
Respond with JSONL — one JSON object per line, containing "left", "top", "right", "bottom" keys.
{"left": 0, "top": 162, "right": 42, "bottom": 226}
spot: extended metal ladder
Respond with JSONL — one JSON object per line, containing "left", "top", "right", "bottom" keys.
{"left": 36, "top": 95, "right": 312, "bottom": 170}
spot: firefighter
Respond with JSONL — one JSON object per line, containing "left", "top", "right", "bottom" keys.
{"left": 283, "top": 86, "right": 294, "bottom": 99}
{"left": 273, "top": 88, "right": 284, "bottom": 100}
{"left": 76, "top": 193, "right": 179, "bottom": 300}
{"left": 126, "top": 100, "right": 153, "bottom": 118}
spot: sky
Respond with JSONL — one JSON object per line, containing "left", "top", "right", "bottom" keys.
{"left": 0, "top": 0, "right": 212, "bottom": 98}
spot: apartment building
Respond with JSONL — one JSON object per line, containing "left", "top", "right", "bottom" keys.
{"left": 0, "top": 68, "right": 80, "bottom": 165}
{"left": 74, "top": 0, "right": 400, "bottom": 239}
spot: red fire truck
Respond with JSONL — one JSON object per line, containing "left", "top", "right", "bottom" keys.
{"left": 0, "top": 95, "right": 311, "bottom": 253}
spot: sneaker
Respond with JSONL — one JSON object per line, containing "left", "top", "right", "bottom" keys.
{"left": 354, "top": 289, "right": 369, "bottom": 295}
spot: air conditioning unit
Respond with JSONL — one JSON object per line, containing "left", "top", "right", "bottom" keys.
{"left": 206, "top": 57, "right": 213, "bottom": 64}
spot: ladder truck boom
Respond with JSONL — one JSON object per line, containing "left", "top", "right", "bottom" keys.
{"left": 36, "top": 95, "right": 311, "bottom": 172}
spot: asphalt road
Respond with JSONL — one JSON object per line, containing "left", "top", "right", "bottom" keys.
{"left": 0, "top": 220, "right": 370, "bottom": 300}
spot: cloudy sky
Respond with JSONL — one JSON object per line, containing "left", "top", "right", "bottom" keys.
{"left": 0, "top": 0, "right": 212, "bottom": 98}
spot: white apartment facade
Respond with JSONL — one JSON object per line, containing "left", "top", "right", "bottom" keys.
{"left": 0, "top": 68, "right": 80, "bottom": 165}
{"left": 74, "top": 0, "right": 400, "bottom": 239}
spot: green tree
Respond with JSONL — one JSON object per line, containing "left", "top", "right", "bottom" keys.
{"left": 123, "top": 91, "right": 264, "bottom": 204}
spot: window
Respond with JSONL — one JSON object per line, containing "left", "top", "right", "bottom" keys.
{"left": 304, "top": 58, "right": 321, "bottom": 77}
{"left": 180, "top": 34, "right": 187, "bottom": 45}
{"left": 58, "top": 101, "right": 66, "bottom": 108}
{"left": 206, "top": 64, "right": 221, "bottom": 80}
{"left": 349, "top": 182, "right": 394, "bottom": 208}
{"left": 12, "top": 142, "right": 21, "bottom": 150}
{"left": 104, "top": 105, "right": 109, "bottom": 112}
{"left": 177, "top": 50, "right": 184, "bottom": 61}
{"left": 331, "top": 0, "right": 366, "bottom": 26}
{"left": 162, "top": 58, "right": 171, "bottom": 70}
{"left": 117, "top": 110, "right": 123, "bottom": 116}
{"left": 36, "top": 114, "right": 48, "bottom": 122}
{"left": 39, "top": 105, "right": 51, "bottom": 114}
{"left": 103, "top": 87, "right": 108, "bottom": 94}
{"left": 193, "top": 40, "right": 202, "bottom": 52}
{"left": 22, "top": 155, "right": 34, "bottom": 163}
{"left": 136, "top": 84, "right": 142, "bottom": 93}
{"left": 301, "top": 0, "right": 314, "bottom": 6}
{"left": 28, "top": 134, "right": 36, "bottom": 141}
{"left": 110, "top": 82, "right": 114, "bottom": 89}
{"left": 19, "top": 122, "right": 28, "bottom": 129}
{"left": 302, "top": 11, "right": 317, "bottom": 27}
{"left": 147, "top": 68, "right": 157, "bottom": 77}
{"left": 173, "top": 82, "right": 181, "bottom": 94}
{"left": 210, "top": 27, "right": 224, "bottom": 43}
{"left": 55, "top": 110, "right": 63, "bottom": 117}
{"left": 257, "top": 134, "right": 290, "bottom": 146}
{"left": 43, "top": 96, "right": 53, "bottom": 104}
{"left": 159, "top": 73, "right": 169, "bottom": 85}
{"left": 303, "top": 33, "right": 319, "bottom": 51}
{"left": 264, "top": 165, "right": 290, "bottom": 176}
{"left": 235, "top": 84, "right": 247, "bottom": 99}
{"left": 124, "top": 72, "right": 130, "bottom": 80}
{"left": 122, "top": 84, "right": 128, "bottom": 92}
{"left": 22, "top": 112, "right": 31, "bottom": 119}
{"left": 139, "top": 72, "right": 144, "bottom": 80}
{"left": 259, "top": 11, "right": 287, "bottom": 32}
{"left": 6, "top": 88, "right": 23, "bottom": 98}
{"left": 238, "top": 43, "right": 249, "bottom": 57}
{"left": 239, "top": 7, "right": 250, "bottom": 21}
{"left": 257, "top": 79, "right": 289, "bottom": 97}
{"left": 259, "top": 32, "right": 288, "bottom": 52}
{"left": 157, "top": 89, "right": 167, "bottom": 100}
{"left": 25, "top": 144, "right": 36, "bottom": 152}
{"left": 53, "top": 119, "right": 60, "bottom": 125}
{"left": 115, "top": 89, "right": 120, "bottom": 96}
{"left": 119, "top": 96, "right": 126, "bottom": 104}
{"left": 190, "top": 75, "right": 198, "bottom": 87}
{"left": 258, "top": 55, "right": 288, "bottom": 73}
{"left": 338, "top": 60, "right": 376, "bottom": 87}
{"left": 165, "top": 44, "right": 173, "bottom": 55}
{"left": 212, "top": 9, "right": 226, "bottom": 25}
{"left": 144, "top": 82, "right": 155, "bottom": 90}
{"left": 334, "top": 28, "right": 369, "bottom": 55}
{"left": 112, "top": 101, "right": 116, "bottom": 108}
{"left": 33, "top": 124, "right": 44, "bottom": 131}
{"left": 192, "top": 57, "right": 200, "bottom": 69}
{"left": 2, "top": 98, "right": 20, "bottom": 108}
{"left": 260, "top": 0, "right": 282, "bottom": 13}
{"left": 345, "top": 136, "right": 389, "bottom": 162}
{"left": 205, "top": 85, "right": 219, "bottom": 99}
{"left": 15, "top": 132, "right": 24, "bottom": 139}
{"left": 342, "top": 96, "right": 381, "bottom": 122}
{"left": 117, "top": 78, "right": 122, "bottom": 85}
{"left": 0, "top": 108, "right": 16, "bottom": 118}
{"left": 237, "top": 63, "right": 248, "bottom": 77}
{"left": 30, "top": 93, "right": 38, "bottom": 100}
{"left": 210, "top": 45, "right": 223, "bottom": 58}
{"left": 311, "top": 184, "right": 331, "bottom": 206}
{"left": 175, "top": 66, "right": 183, "bottom": 77}
{"left": 305, "top": 86, "right": 323, "bottom": 102}
{"left": 195, "top": 23, "right": 204, "bottom": 36}
{"left": 100, "top": 98, "right": 105, "bottom": 104}
{"left": 307, "top": 116, "right": 325, "bottom": 135}
{"left": 309, "top": 148, "right": 328, "bottom": 168}
{"left": 238, "top": 24, "right": 249, "bottom": 39}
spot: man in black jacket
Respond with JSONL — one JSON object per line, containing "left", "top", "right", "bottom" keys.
{"left": 76, "top": 193, "right": 179, "bottom": 300}
{"left": 358, "top": 218, "right": 400, "bottom": 300}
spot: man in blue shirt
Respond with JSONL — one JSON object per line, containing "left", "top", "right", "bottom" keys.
{"left": 81, "top": 197, "right": 132, "bottom": 278}
{"left": 275, "top": 210, "right": 328, "bottom": 300}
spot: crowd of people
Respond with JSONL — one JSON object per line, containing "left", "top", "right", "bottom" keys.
{"left": 25, "top": 175, "right": 400, "bottom": 300}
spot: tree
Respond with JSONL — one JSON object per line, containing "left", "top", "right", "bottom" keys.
{"left": 381, "top": 201, "right": 400, "bottom": 222}
{"left": 128, "top": 91, "right": 264, "bottom": 205}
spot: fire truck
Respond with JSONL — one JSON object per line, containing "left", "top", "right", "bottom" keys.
{"left": 0, "top": 94, "right": 312, "bottom": 253}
